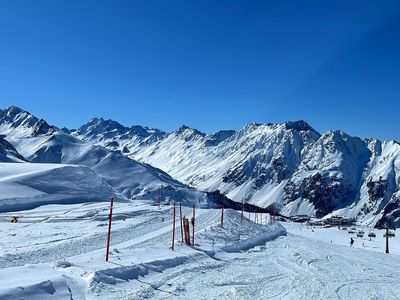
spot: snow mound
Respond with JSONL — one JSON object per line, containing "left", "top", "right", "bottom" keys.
{"left": 90, "top": 256, "right": 189, "bottom": 286}
{"left": 197, "top": 209, "right": 286, "bottom": 253}
{"left": 0, "top": 265, "right": 83, "bottom": 300}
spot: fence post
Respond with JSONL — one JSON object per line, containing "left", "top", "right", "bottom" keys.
{"left": 221, "top": 205, "right": 224, "bottom": 228}
{"left": 241, "top": 201, "right": 244, "bottom": 224}
{"left": 158, "top": 183, "right": 162, "bottom": 208}
{"left": 105, "top": 197, "right": 114, "bottom": 262}
{"left": 180, "top": 204, "right": 184, "bottom": 243}
{"left": 183, "top": 216, "right": 191, "bottom": 246}
{"left": 192, "top": 204, "right": 196, "bottom": 246}
{"left": 172, "top": 203, "right": 176, "bottom": 251}
{"left": 385, "top": 228, "right": 390, "bottom": 254}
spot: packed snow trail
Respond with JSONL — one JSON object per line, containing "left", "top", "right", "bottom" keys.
{"left": 114, "top": 234, "right": 400, "bottom": 300}
{"left": 2, "top": 202, "right": 400, "bottom": 299}
{"left": 0, "top": 205, "right": 176, "bottom": 268}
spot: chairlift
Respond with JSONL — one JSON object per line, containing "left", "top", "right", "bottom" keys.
{"left": 357, "top": 231, "right": 364, "bottom": 238}
{"left": 384, "top": 230, "right": 396, "bottom": 238}
{"left": 367, "top": 230, "right": 376, "bottom": 238}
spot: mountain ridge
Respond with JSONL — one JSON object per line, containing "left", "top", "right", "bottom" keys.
{"left": 2, "top": 105, "right": 400, "bottom": 228}
{"left": 69, "top": 111, "right": 400, "bottom": 228}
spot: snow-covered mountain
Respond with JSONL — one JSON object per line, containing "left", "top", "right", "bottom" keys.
{"left": 72, "top": 117, "right": 400, "bottom": 227}
{"left": 0, "top": 135, "right": 26, "bottom": 162}
{"left": 0, "top": 106, "right": 211, "bottom": 206}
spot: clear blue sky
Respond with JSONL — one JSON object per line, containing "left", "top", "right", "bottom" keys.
{"left": 0, "top": 1, "right": 400, "bottom": 140}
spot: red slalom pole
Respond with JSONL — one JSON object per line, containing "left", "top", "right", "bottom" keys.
{"left": 180, "top": 204, "right": 184, "bottom": 243}
{"left": 172, "top": 203, "right": 176, "bottom": 251}
{"left": 192, "top": 204, "right": 196, "bottom": 246}
{"left": 105, "top": 197, "right": 114, "bottom": 262}
{"left": 221, "top": 205, "right": 224, "bottom": 228}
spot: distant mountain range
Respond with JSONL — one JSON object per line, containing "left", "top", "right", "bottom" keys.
{"left": 0, "top": 106, "right": 212, "bottom": 211}
{"left": 1, "top": 106, "right": 399, "bottom": 228}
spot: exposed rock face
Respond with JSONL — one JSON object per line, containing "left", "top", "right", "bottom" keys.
{"left": 0, "top": 135, "right": 26, "bottom": 162}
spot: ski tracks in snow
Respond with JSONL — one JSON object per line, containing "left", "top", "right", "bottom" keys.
{"left": 124, "top": 234, "right": 400, "bottom": 300}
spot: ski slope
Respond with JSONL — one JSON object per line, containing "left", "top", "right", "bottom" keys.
{"left": 0, "top": 163, "right": 114, "bottom": 212}
{"left": 1, "top": 202, "right": 400, "bottom": 299}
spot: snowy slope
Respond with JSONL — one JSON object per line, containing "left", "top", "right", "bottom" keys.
{"left": 1, "top": 202, "right": 400, "bottom": 299}
{"left": 0, "top": 162, "right": 114, "bottom": 212}
{"left": 0, "top": 106, "right": 210, "bottom": 204}
{"left": 73, "top": 117, "right": 400, "bottom": 227}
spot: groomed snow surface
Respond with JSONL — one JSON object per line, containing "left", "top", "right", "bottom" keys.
{"left": 1, "top": 202, "right": 400, "bottom": 300}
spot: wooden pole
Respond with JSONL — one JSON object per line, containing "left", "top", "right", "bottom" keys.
{"left": 105, "top": 197, "right": 114, "bottom": 262}
{"left": 172, "top": 203, "right": 176, "bottom": 251}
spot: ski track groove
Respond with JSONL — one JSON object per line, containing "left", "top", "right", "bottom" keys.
{"left": 0, "top": 210, "right": 172, "bottom": 268}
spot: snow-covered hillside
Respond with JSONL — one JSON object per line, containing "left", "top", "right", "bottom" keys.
{"left": 73, "top": 117, "right": 400, "bottom": 227}
{"left": 0, "top": 106, "right": 211, "bottom": 206}
{"left": 0, "top": 162, "right": 114, "bottom": 212}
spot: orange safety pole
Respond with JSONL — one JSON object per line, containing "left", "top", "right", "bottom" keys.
{"left": 105, "top": 197, "right": 114, "bottom": 262}
{"left": 172, "top": 203, "right": 176, "bottom": 251}
{"left": 192, "top": 204, "right": 195, "bottom": 246}
{"left": 180, "top": 204, "right": 184, "bottom": 243}
{"left": 221, "top": 205, "right": 224, "bottom": 228}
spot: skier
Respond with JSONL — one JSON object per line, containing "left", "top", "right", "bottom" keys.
{"left": 350, "top": 237, "right": 354, "bottom": 247}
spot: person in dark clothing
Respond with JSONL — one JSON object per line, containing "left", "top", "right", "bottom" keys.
{"left": 350, "top": 237, "right": 354, "bottom": 246}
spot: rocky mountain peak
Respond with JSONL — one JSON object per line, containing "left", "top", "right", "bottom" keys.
{"left": 174, "top": 125, "right": 205, "bottom": 138}
{"left": 0, "top": 106, "right": 56, "bottom": 136}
